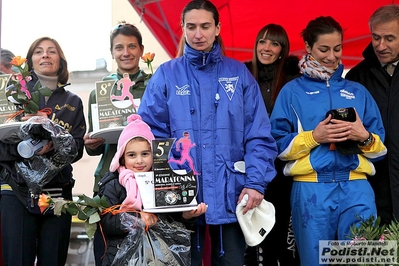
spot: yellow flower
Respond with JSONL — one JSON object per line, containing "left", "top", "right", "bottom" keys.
{"left": 141, "top": 52, "right": 155, "bottom": 63}
{"left": 10, "top": 56, "right": 27, "bottom": 67}
{"left": 38, "top": 193, "right": 51, "bottom": 213}
{"left": 141, "top": 52, "right": 155, "bottom": 74}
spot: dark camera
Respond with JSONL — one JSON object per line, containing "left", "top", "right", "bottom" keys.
{"left": 326, "top": 107, "right": 356, "bottom": 122}
{"left": 324, "top": 107, "right": 362, "bottom": 155}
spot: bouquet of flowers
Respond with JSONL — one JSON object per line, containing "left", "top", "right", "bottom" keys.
{"left": 6, "top": 56, "right": 52, "bottom": 114}
{"left": 348, "top": 215, "right": 399, "bottom": 266}
{"left": 38, "top": 193, "right": 110, "bottom": 239}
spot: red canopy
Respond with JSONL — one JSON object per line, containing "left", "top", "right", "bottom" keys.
{"left": 129, "top": 0, "right": 397, "bottom": 68}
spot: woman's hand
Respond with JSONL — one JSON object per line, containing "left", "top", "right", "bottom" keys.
{"left": 182, "top": 202, "right": 208, "bottom": 220}
{"left": 20, "top": 111, "right": 48, "bottom": 121}
{"left": 83, "top": 133, "right": 105, "bottom": 150}
{"left": 312, "top": 114, "right": 352, "bottom": 144}
{"left": 340, "top": 110, "right": 369, "bottom": 142}
{"left": 36, "top": 141, "right": 54, "bottom": 155}
{"left": 237, "top": 188, "right": 263, "bottom": 214}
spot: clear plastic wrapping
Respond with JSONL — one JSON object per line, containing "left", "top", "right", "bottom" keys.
{"left": 14, "top": 116, "right": 78, "bottom": 194}
{"left": 112, "top": 213, "right": 191, "bottom": 266}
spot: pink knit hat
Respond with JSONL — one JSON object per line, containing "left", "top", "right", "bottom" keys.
{"left": 109, "top": 114, "right": 155, "bottom": 172}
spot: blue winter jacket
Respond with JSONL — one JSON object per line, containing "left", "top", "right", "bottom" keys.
{"left": 270, "top": 64, "right": 387, "bottom": 183}
{"left": 138, "top": 43, "right": 277, "bottom": 225}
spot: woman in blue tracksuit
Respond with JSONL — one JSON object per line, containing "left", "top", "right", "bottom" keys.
{"left": 138, "top": 1, "right": 277, "bottom": 265}
{"left": 270, "top": 16, "right": 387, "bottom": 266}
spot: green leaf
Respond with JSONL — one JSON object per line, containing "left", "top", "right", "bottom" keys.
{"left": 85, "top": 221, "right": 97, "bottom": 239}
{"left": 22, "top": 64, "right": 29, "bottom": 73}
{"left": 32, "top": 81, "right": 41, "bottom": 92}
{"left": 16, "top": 92, "right": 29, "bottom": 101}
{"left": 8, "top": 93, "right": 21, "bottom": 102}
{"left": 31, "top": 91, "right": 40, "bottom": 103}
{"left": 24, "top": 101, "right": 39, "bottom": 114}
{"left": 53, "top": 201, "right": 67, "bottom": 216}
{"left": 89, "top": 212, "right": 101, "bottom": 224}
{"left": 38, "top": 86, "right": 52, "bottom": 97}
{"left": 77, "top": 210, "right": 89, "bottom": 220}
{"left": 65, "top": 203, "right": 79, "bottom": 216}
{"left": 78, "top": 194, "right": 99, "bottom": 207}
{"left": 84, "top": 206, "right": 98, "bottom": 217}
{"left": 100, "top": 196, "right": 110, "bottom": 208}
{"left": 93, "top": 195, "right": 103, "bottom": 205}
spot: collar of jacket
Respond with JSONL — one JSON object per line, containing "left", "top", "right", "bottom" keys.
{"left": 362, "top": 42, "right": 383, "bottom": 67}
{"left": 116, "top": 69, "right": 143, "bottom": 81}
{"left": 183, "top": 41, "right": 222, "bottom": 66}
{"left": 303, "top": 63, "right": 345, "bottom": 83}
{"left": 257, "top": 62, "right": 276, "bottom": 82}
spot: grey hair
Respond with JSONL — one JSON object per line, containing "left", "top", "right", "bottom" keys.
{"left": 0, "top": 48, "right": 15, "bottom": 68}
{"left": 369, "top": 4, "right": 399, "bottom": 30}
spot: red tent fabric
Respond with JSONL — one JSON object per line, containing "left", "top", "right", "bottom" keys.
{"left": 129, "top": 0, "right": 397, "bottom": 68}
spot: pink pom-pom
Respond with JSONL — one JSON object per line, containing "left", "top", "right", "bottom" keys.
{"left": 127, "top": 114, "right": 142, "bottom": 124}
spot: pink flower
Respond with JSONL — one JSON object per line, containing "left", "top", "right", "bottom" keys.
{"left": 13, "top": 74, "right": 31, "bottom": 99}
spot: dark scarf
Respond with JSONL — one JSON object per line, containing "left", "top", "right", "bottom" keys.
{"left": 257, "top": 61, "right": 276, "bottom": 83}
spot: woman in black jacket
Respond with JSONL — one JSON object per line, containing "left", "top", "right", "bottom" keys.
{"left": 0, "top": 36, "right": 86, "bottom": 266}
{"left": 243, "top": 24, "right": 301, "bottom": 266}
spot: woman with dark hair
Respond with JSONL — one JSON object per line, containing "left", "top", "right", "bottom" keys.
{"left": 270, "top": 16, "right": 386, "bottom": 266}
{"left": 83, "top": 20, "right": 152, "bottom": 266}
{"left": 245, "top": 24, "right": 300, "bottom": 115}
{"left": 138, "top": 1, "right": 278, "bottom": 265}
{"left": 243, "top": 24, "right": 300, "bottom": 266}
{"left": 0, "top": 36, "right": 86, "bottom": 265}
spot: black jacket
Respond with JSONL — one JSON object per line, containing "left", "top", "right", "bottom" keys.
{"left": 97, "top": 171, "right": 135, "bottom": 266}
{"left": 346, "top": 42, "right": 399, "bottom": 223}
{"left": 245, "top": 55, "right": 300, "bottom": 116}
{"left": 0, "top": 73, "right": 86, "bottom": 200}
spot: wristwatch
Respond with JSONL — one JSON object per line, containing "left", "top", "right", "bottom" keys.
{"left": 358, "top": 132, "right": 374, "bottom": 147}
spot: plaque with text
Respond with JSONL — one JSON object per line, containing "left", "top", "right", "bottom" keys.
{"left": 0, "top": 74, "right": 22, "bottom": 140}
{"left": 0, "top": 74, "right": 17, "bottom": 124}
{"left": 153, "top": 138, "right": 198, "bottom": 208}
{"left": 90, "top": 78, "right": 141, "bottom": 143}
{"left": 135, "top": 138, "right": 199, "bottom": 213}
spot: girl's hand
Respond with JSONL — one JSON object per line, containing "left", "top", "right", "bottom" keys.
{"left": 140, "top": 212, "right": 159, "bottom": 227}
{"left": 182, "top": 202, "right": 208, "bottom": 220}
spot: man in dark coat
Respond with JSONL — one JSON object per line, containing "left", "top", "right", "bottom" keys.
{"left": 346, "top": 4, "right": 399, "bottom": 225}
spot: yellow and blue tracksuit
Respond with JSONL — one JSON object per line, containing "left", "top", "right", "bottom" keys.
{"left": 270, "top": 64, "right": 387, "bottom": 266}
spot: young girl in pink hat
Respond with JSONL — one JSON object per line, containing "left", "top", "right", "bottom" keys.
{"left": 98, "top": 114, "right": 207, "bottom": 265}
